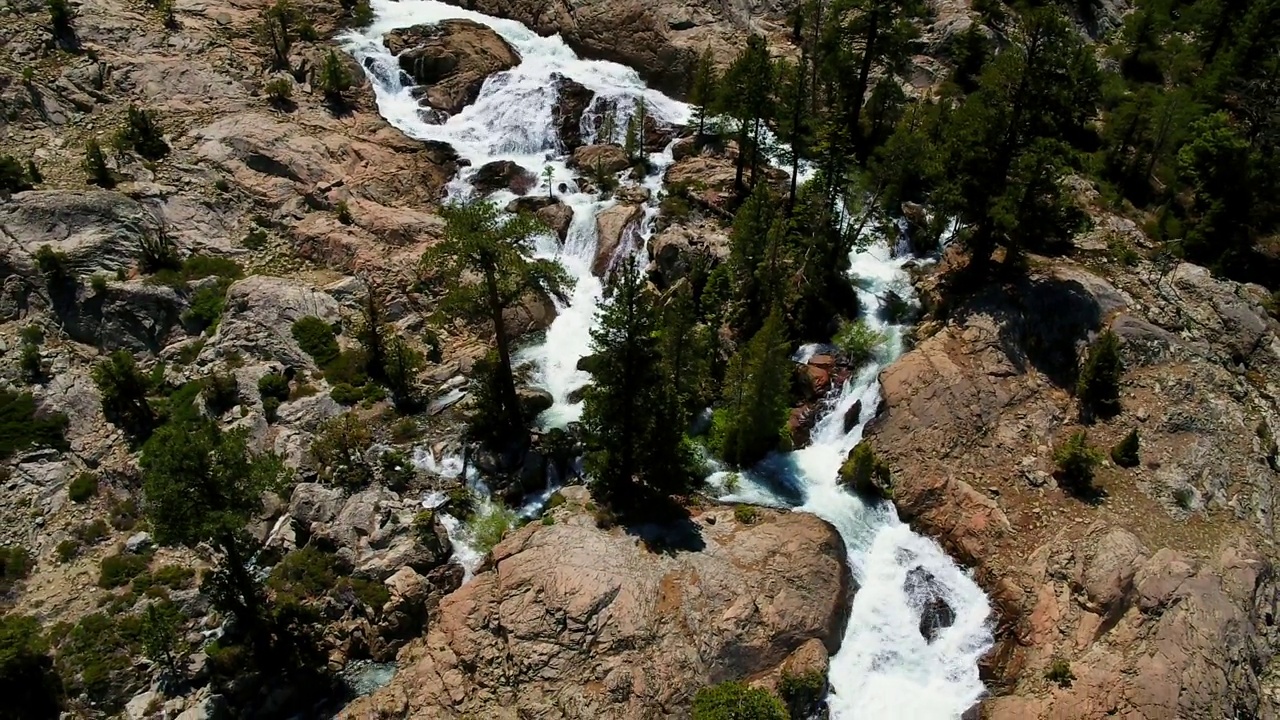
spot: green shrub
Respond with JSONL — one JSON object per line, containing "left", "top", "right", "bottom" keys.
{"left": 692, "top": 681, "right": 787, "bottom": 720}
{"left": 73, "top": 519, "right": 109, "bottom": 545}
{"left": 268, "top": 546, "right": 340, "bottom": 604}
{"left": 91, "top": 351, "right": 156, "bottom": 440}
{"left": 176, "top": 338, "right": 206, "bottom": 365}
{"left": 19, "top": 342, "right": 42, "bottom": 383}
{"left": 291, "top": 316, "right": 340, "bottom": 366}
{"left": 778, "top": 670, "right": 826, "bottom": 719}
{"left": 89, "top": 273, "right": 109, "bottom": 294}
{"left": 317, "top": 50, "right": 353, "bottom": 102}
{"left": 47, "top": 0, "right": 73, "bottom": 35}
{"left": 34, "top": 245, "right": 71, "bottom": 283}
{"left": 0, "top": 154, "right": 34, "bottom": 193}
{"left": 243, "top": 227, "right": 269, "bottom": 249}
{"left": 107, "top": 498, "right": 140, "bottom": 531}
{"left": 330, "top": 383, "right": 363, "bottom": 406}
{"left": 733, "top": 504, "right": 759, "bottom": 524}
{"left": 20, "top": 325, "right": 44, "bottom": 345}
{"left": 116, "top": 106, "right": 169, "bottom": 161}
{"left": 345, "top": 0, "right": 373, "bottom": 26}
{"left": 204, "top": 640, "right": 249, "bottom": 680}
{"left": 0, "top": 614, "right": 63, "bottom": 719}
{"left": 541, "top": 514, "right": 555, "bottom": 526}
{"left": 390, "top": 417, "right": 419, "bottom": 443}
{"left": 336, "top": 576, "right": 389, "bottom": 611}
{"left": 203, "top": 372, "right": 240, "bottom": 415}
{"left": 257, "top": 373, "right": 290, "bottom": 403}
{"left": 1045, "top": 657, "right": 1075, "bottom": 687}
{"left": 362, "top": 383, "right": 388, "bottom": 403}
{"left": 181, "top": 254, "right": 242, "bottom": 281}
{"left": 263, "top": 396, "right": 281, "bottom": 423}
{"left": 132, "top": 564, "right": 195, "bottom": 596}
{"left": 838, "top": 442, "right": 893, "bottom": 499}
{"left": 1173, "top": 485, "right": 1196, "bottom": 510}
{"left": 0, "top": 389, "right": 69, "bottom": 460}
{"left": 335, "top": 200, "right": 354, "bottom": 225}
{"left": 1110, "top": 428, "right": 1139, "bottom": 468}
{"left": 323, "top": 349, "right": 369, "bottom": 386}
{"left": 55, "top": 612, "right": 143, "bottom": 713}
{"left": 310, "top": 413, "right": 374, "bottom": 488}
{"left": 56, "top": 539, "right": 80, "bottom": 564}
{"left": 444, "top": 485, "right": 475, "bottom": 521}
{"left": 97, "top": 553, "right": 150, "bottom": 589}
{"left": 265, "top": 76, "right": 293, "bottom": 106}
{"left": 1077, "top": 329, "right": 1122, "bottom": 418}
{"left": 83, "top": 139, "right": 114, "bottom": 188}
{"left": 466, "top": 503, "right": 518, "bottom": 554}
{"left": 139, "top": 601, "right": 184, "bottom": 675}
{"left": 68, "top": 473, "right": 98, "bottom": 503}
{"left": 0, "top": 545, "right": 33, "bottom": 593}
{"left": 833, "top": 319, "right": 886, "bottom": 366}
{"left": 1054, "top": 430, "right": 1103, "bottom": 496}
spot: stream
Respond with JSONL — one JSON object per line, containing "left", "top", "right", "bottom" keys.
{"left": 345, "top": 2, "right": 993, "bottom": 716}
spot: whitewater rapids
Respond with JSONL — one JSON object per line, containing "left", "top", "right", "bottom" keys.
{"left": 346, "top": 2, "right": 992, "bottom": 717}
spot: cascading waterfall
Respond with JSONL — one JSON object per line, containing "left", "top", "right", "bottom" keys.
{"left": 347, "top": 2, "right": 991, "bottom": 716}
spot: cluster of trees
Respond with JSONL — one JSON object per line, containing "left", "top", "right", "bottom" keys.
{"left": 683, "top": 0, "right": 1280, "bottom": 289}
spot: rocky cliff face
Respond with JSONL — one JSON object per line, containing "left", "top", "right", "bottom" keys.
{"left": 343, "top": 487, "right": 851, "bottom": 719}
{"left": 866, "top": 235, "right": 1280, "bottom": 717}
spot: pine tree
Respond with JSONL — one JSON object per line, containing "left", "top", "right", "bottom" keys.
{"left": 718, "top": 35, "right": 776, "bottom": 196}
{"left": 583, "top": 259, "right": 699, "bottom": 511}
{"left": 421, "top": 200, "right": 569, "bottom": 435}
{"left": 658, "top": 280, "right": 713, "bottom": 424}
{"left": 83, "top": 139, "right": 114, "bottom": 188}
{"left": 382, "top": 335, "right": 425, "bottom": 411}
{"left": 715, "top": 309, "right": 793, "bottom": 466}
{"left": 1077, "top": 329, "right": 1123, "bottom": 419}
{"left": 688, "top": 48, "right": 719, "bottom": 142}
{"left": 317, "top": 50, "right": 354, "bottom": 105}
{"left": 91, "top": 350, "right": 156, "bottom": 441}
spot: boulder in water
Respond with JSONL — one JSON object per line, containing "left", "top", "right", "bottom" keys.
{"left": 471, "top": 160, "right": 536, "bottom": 195}
{"left": 842, "top": 399, "right": 864, "bottom": 434}
{"left": 789, "top": 405, "right": 817, "bottom": 448}
{"left": 568, "top": 143, "right": 630, "bottom": 175}
{"left": 507, "top": 196, "right": 574, "bottom": 242}
{"left": 905, "top": 567, "right": 957, "bottom": 643}
{"left": 551, "top": 73, "right": 594, "bottom": 151}
{"left": 646, "top": 221, "right": 730, "bottom": 289}
{"left": 593, "top": 203, "right": 644, "bottom": 276}
{"left": 502, "top": 288, "right": 558, "bottom": 340}
{"left": 386, "top": 19, "right": 520, "bottom": 115}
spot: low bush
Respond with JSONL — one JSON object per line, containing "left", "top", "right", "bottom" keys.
{"left": 1054, "top": 431, "right": 1103, "bottom": 496}
{"left": 257, "top": 373, "right": 290, "bottom": 403}
{"left": 83, "top": 139, "right": 114, "bottom": 188}
{"left": 833, "top": 319, "right": 886, "bottom": 367}
{"left": 97, "top": 552, "right": 150, "bottom": 589}
{"left": 56, "top": 539, "right": 80, "bottom": 564}
{"left": 838, "top": 442, "right": 893, "bottom": 499}
{"left": 335, "top": 200, "right": 354, "bottom": 225}
{"left": 733, "top": 504, "right": 758, "bottom": 524}
{"left": 73, "top": 519, "right": 109, "bottom": 545}
{"left": 335, "top": 576, "right": 389, "bottom": 612}
{"left": 692, "top": 681, "right": 787, "bottom": 720}
{"left": 466, "top": 503, "right": 518, "bottom": 554}
{"left": 1110, "top": 428, "right": 1139, "bottom": 468}
{"left": 1, "top": 389, "right": 69, "bottom": 460}
{"left": 68, "top": 473, "right": 98, "bottom": 503}
{"left": 1076, "top": 329, "right": 1122, "bottom": 419}
{"left": 116, "top": 106, "right": 169, "bottom": 161}
{"left": 1044, "top": 657, "right": 1075, "bottom": 687}
{"left": 310, "top": 413, "right": 374, "bottom": 488}
{"left": 0, "top": 545, "right": 33, "bottom": 594}
{"left": 0, "top": 154, "right": 34, "bottom": 193}
{"left": 54, "top": 612, "right": 145, "bottom": 713}
{"left": 778, "top": 670, "right": 826, "bottom": 719}
{"left": 323, "top": 349, "right": 369, "bottom": 387}
{"left": 291, "top": 316, "right": 340, "bottom": 366}
{"left": 108, "top": 498, "right": 140, "bottom": 531}
{"left": 268, "top": 546, "right": 340, "bottom": 604}
{"left": 203, "top": 372, "right": 240, "bottom": 416}
{"left": 0, "top": 614, "right": 63, "bottom": 719}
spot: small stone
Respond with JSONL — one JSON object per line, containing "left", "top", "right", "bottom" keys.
{"left": 125, "top": 532, "right": 152, "bottom": 554}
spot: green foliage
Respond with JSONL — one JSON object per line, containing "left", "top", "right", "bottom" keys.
{"left": 324, "top": 348, "right": 369, "bottom": 387}
{"left": 1054, "top": 430, "right": 1104, "bottom": 496}
{"left": 47, "top": 0, "right": 72, "bottom": 36}
{"left": 583, "top": 258, "right": 700, "bottom": 510}
{"left": 265, "top": 75, "right": 293, "bottom": 106}
{"left": 83, "top": 139, "right": 114, "bottom": 188}
{"left": 310, "top": 413, "right": 373, "bottom": 488}
{"left": 733, "top": 504, "right": 759, "bottom": 524}
{"left": 1077, "top": 330, "right": 1123, "bottom": 418}
{"left": 717, "top": 34, "right": 776, "bottom": 196}
{"left": 466, "top": 503, "right": 518, "bottom": 555}
{"left": 0, "top": 390, "right": 69, "bottom": 460}
{"left": 20, "top": 325, "right": 43, "bottom": 346}
{"left": 778, "top": 670, "right": 826, "bottom": 720}
{"left": 74, "top": 519, "right": 109, "bottom": 545}
{"left": 54, "top": 612, "right": 144, "bottom": 713}
{"left": 390, "top": 417, "right": 419, "bottom": 443}
{"left": 344, "top": 0, "right": 373, "bottom": 27}
{"left": 56, "top": 540, "right": 79, "bottom": 564}
{"left": 291, "top": 316, "right": 340, "bottom": 366}
{"left": 692, "top": 681, "right": 787, "bottom": 720}
{"left": 140, "top": 601, "right": 185, "bottom": 675}
{"left": 0, "top": 545, "right": 33, "bottom": 594}
{"left": 688, "top": 47, "right": 719, "bottom": 138}
{"left": 243, "top": 227, "right": 269, "bottom": 249}
{"left": 330, "top": 383, "right": 363, "bottom": 406}
{"left": 716, "top": 310, "right": 793, "bottom": 467}
{"left": 833, "top": 319, "right": 886, "bottom": 366}
{"left": 204, "top": 372, "right": 240, "bottom": 416}
{"left": 115, "top": 106, "right": 169, "bottom": 161}
{"left": 268, "top": 547, "right": 339, "bottom": 604}
{"left": 1045, "top": 657, "right": 1075, "bottom": 687}
{"left": 1111, "top": 428, "right": 1140, "bottom": 468}
{"left": 91, "top": 351, "right": 156, "bottom": 440}
{"left": 68, "top": 473, "right": 98, "bottom": 503}
{"left": 137, "top": 231, "right": 180, "bottom": 276}
{"left": 839, "top": 442, "right": 893, "bottom": 499}
{"left": 257, "top": 373, "right": 290, "bottom": 403}
{"left": 258, "top": 0, "right": 304, "bottom": 71}
{"left": 108, "top": 498, "right": 140, "bottom": 531}
{"left": 0, "top": 614, "right": 63, "bottom": 719}
{"left": 317, "top": 50, "right": 354, "bottom": 103}
{"left": 98, "top": 552, "right": 150, "bottom": 588}
{"left": 335, "top": 200, "right": 354, "bottom": 225}
{"left": 34, "top": 245, "right": 71, "bottom": 284}
{"left": 180, "top": 254, "right": 243, "bottom": 282}
{"left": 383, "top": 335, "right": 425, "bottom": 410}
{"left": 421, "top": 199, "right": 569, "bottom": 435}
{"left": 0, "top": 155, "right": 34, "bottom": 193}
{"left": 183, "top": 283, "right": 230, "bottom": 333}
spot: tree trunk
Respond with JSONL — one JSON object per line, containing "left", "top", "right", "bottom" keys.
{"left": 734, "top": 122, "right": 750, "bottom": 197}
{"left": 849, "top": 9, "right": 881, "bottom": 159}
{"left": 485, "top": 264, "right": 522, "bottom": 432}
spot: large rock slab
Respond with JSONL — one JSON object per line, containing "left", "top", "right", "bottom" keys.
{"left": 200, "top": 276, "right": 341, "bottom": 369}
{"left": 342, "top": 488, "right": 850, "bottom": 719}
{"left": 593, "top": 203, "right": 644, "bottom": 276}
{"left": 386, "top": 20, "right": 520, "bottom": 115}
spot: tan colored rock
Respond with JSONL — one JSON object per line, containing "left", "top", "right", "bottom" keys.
{"left": 646, "top": 220, "right": 729, "bottom": 288}
{"left": 342, "top": 496, "right": 850, "bottom": 719}
{"left": 593, "top": 203, "right": 644, "bottom": 276}
{"left": 569, "top": 143, "right": 630, "bottom": 175}
{"left": 386, "top": 20, "right": 520, "bottom": 114}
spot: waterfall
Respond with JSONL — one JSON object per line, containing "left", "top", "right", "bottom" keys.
{"left": 347, "top": 2, "right": 992, "bottom": 716}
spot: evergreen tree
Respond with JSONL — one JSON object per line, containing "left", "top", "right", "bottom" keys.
{"left": 1077, "top": 329, "right": 1123, "bottom": 419}
{"left": 83, "top": 139, "right": 114, "bottom": 188}
{"left": 141, "top": 419, "right": 285, "bottom": 662}
{"left": 421, "top": 200, "right": 568, "bottom": 435}
{"left": 658, "top": 280, "right": 713, "bottom": 424}
{"left": 317, "top": 50, "right": 354, "bottom": 105}
{"left": 1176, "top": 111, "right": 1263, "bottom": 273}
{"left": 715, "top": 309, "right": 793, "bottom": 466}
{"left": 688, "top": 48, "right": 719, "bottom": 141}
{"left": 382, "top": 335, "right": 425, "bottom": 411}
{"left": 91, "top": 350, "right": 156, "bottom": 441}
{"left": 583, "top": 259, "right": 699, "bottom": 510}
{"left": 718, "top": 35, "right": 777, "bottom": 196}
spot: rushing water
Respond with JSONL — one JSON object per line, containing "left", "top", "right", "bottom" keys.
{"left": 347, "top": 2, "right": 992, "bottom": 716}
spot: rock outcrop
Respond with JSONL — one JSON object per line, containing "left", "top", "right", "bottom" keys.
{"left": 343, "top": 487, "right": 851, "bottom": 719}
{"left": 386, "top": 20, "right": 520, "bottom": 115}
{"left": 593, "top": 203, "right": 644, "bottom": 276}
{"left": 867, "top": 253, "right": 1280, "bottom": 718}
{"left": 200, "top": 276, "right": 342, "bottom": 369}
{"left": 569, "top": 144, "right": 631, "bottom": 175}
